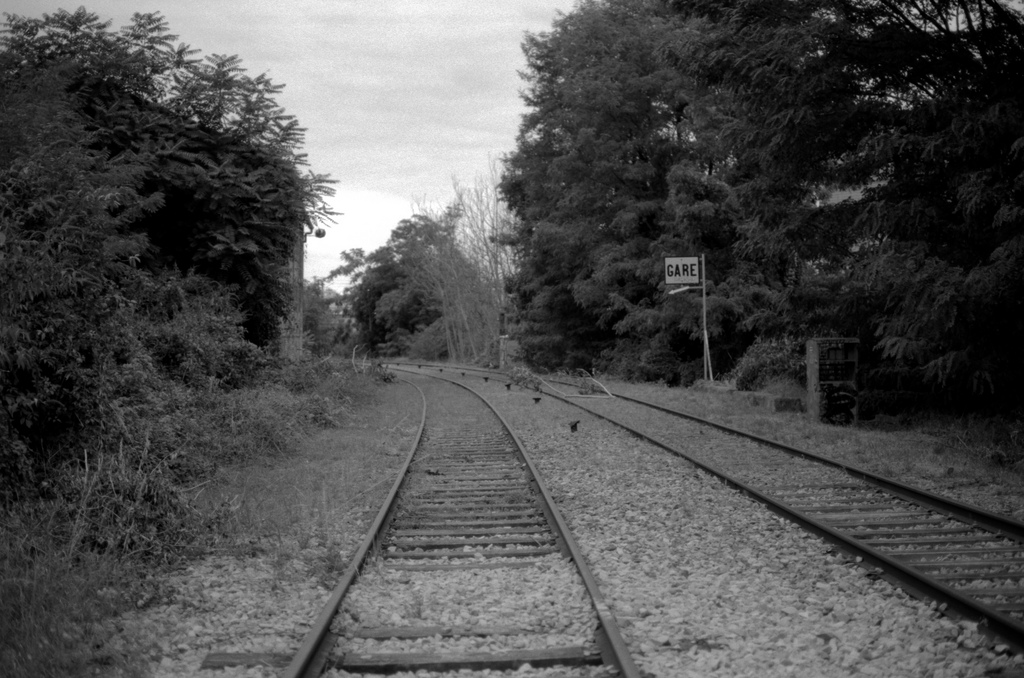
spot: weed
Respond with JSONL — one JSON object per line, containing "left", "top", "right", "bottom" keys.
{"left": 556, "top": 369, "right": 608, "bottom": 396}
{"left": 504, "top": 490, "right": 532, "bottom": 504}
{"left": 509, "top": 366, "right": 542, "bottom": 391}
{"left": 762, "top": 376, "right": 806, "bottom": 400}
{"left": 0, "top": 509, "right": 145, "bottom": 678}
{"left": 731, "top": 337, "right": 805, "bottom": 392}
{"left": 1, "top": 358, "right": 381, "bottom": 674}
{"left": 407, "top": 591, "right": 425, "bottom": 619}
{"left": 314, "top": 540, "right": 349, "bottom": 588}
{"left": 370, "top": 362, "right": 396, "bottom": 383}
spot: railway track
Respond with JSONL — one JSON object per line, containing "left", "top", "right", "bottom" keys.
{"left": 390, "top": 362, "right": 1024, "bottom": 654}
{"left": 277, "top": 374, "right": 639, "bottom": 678}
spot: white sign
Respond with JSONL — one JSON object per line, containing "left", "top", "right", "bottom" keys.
{"left": 665, "top": 257, "right": 700, "bottom": 285}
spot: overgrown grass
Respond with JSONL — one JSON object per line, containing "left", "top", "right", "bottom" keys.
{"left": 194, "top": 368, "right": 417, "bottom": 587}
{"left": 0, "top": 510, "right": 145, "bottom": 678}
{"left": 0, "top": 358, "right": 385, "bottom": 678}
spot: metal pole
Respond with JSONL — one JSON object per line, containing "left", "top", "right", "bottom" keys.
{"left": 702, "top": 253, "right": 713, "bottom": 381}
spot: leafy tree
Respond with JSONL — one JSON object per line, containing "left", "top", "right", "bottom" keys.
{"left": 300, "top": 281, "right": 349, "bottom": 356}
{"left": 333, "top": 240, "right": 441, "bottom": 357}
{"left": 0, "top": 70, "right": 152, "bottom": 465}
{"left": 665, "top": 0, "right": 1024, "bottom": 405}
{"left": 1, "top": 8, "right": 335, "bottom": 347}
{"left": 504, "top": 0, "right": 1024, "bottom": 405}
{"left": 0, "top": 8, "right": 333, "bottom": 497}
{"left": 335, "top": 203, "right": 513, "bottom": 362}
{"left": 500, "top": 0, "right": 754, "bottom": 378}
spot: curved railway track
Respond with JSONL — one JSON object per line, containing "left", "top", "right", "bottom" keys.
{"left": 280, "top": 373, "right": 640, "bottom": 678}
{"left": 389, "top": 362, "right": 1024, "bottom": 654}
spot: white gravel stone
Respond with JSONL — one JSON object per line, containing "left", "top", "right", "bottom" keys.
{"left": 333, "top": 555, "right": 598, "bottom": 655}
{"left": 114, "top": 550, "right": 339, "bottom": 677}
{"left": 474, "top": 382, "right": 1024, "bottom": 677}
{"left": 107, "top": 373, "right": 1024, "bottom": 677}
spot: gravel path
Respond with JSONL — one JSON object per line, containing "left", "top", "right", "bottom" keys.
{"left": 469, "top": 381, "right": 1024, "bottom": 677}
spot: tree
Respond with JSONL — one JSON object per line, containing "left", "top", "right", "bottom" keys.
{"left": 334, "top": 196, "right": 517, "bottom": 363}
{"left": 504, "top": 0, "right": 1024, "bottom": 404}
{"left": 500, "top": 0, "right": 753, "bottom": 379}
{"left": 302, "top": 281, "right": 348, "bottom": 356}
{"left": 665, "top": 0, "right": 1024, "bottom": 405}
{"left": 0, "top": 66, "right": 153, "bottom": 462}
{"left": 1, "top": 8, "right": 336, "bottom": 347}
{"left": 450, "top": 162, "right": 520, "bottom": 335}
{"left": 1, "top": 8, "right": 333, "bottom": 495}
{"left": 333, "top": 240, "right": 442, "bottom": 357}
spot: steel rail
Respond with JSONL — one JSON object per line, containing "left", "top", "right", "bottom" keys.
{"left": 397, "top": 368, "right": 644, "bottom": 678}
{"left": 282, "top": 378, "right": 427, "bottom": 678}
{"left": 549, "top": 394, "right": 1024, "bottom": 652}
{"left": 604, "top": 391, "right": 1024, "bottom": 542}
{"left": 390, "top": 362, "right": 1024, "bottom": 540}
{"left": 389, "top": 362, "right": 1024, "bottom": 653}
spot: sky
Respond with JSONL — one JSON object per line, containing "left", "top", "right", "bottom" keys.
{"left": 0, "top": 0, "right": 578, "bottom": 285}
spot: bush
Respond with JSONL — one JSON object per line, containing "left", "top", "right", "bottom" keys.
{"left": 140, "top": 274, "right": 267, "bottom": 389}
{"left": 408, "top": 319, "right": 449, "bottom": 360}
{"left": 0, "top": 520, "right": 143, "bottom": 678}
{"left": 678, "top": 358, "right": 705, "bottom": 388}
{"left": 53, "top": 445, "right": 200, "bottom": 559}
{"left": 509, "top": 366, "right": 542, "bottom": 391}
{"left": 597, "top": 340, "right": 683, "bottom": 385}
{"left": 376, "top": 328, "right": 412, "bottom": 357}
{"left": 732, "top": 337, "right": 805, "bottom": 392}
{"left": 6, "top": 358, "right": 360, "bottom": 564}
{"left": 0, "top": 267, "right": 268, "bottom": 502}
{"left": 274, "top": 358, "right": 332, "bottom": 393}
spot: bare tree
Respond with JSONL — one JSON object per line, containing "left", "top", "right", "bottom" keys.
{"left": 412, "top": 163, "right": 518, "bottom": 362}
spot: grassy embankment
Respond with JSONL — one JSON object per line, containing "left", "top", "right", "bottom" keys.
{"left": 0, "top": 359, "right": 414, "bottom": 678}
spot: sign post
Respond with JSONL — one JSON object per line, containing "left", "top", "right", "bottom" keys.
{"left": 665, "top": 255, "right": 713, "bottom": 381}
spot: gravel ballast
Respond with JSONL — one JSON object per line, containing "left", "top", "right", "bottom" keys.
{"left": 472, "top": 381, "right": 1024, "bottom": 677}
{"left": 333, "top": 555, "right": 597, "bottom": 653}
{"left": 115, "top": 552, "right": 335, "bottom": 678}
{"left": 107, "top": 373, "right": 1024, "bottom": 677}
{"left": 101, "top": 379, "right": 421, "bottom": 678}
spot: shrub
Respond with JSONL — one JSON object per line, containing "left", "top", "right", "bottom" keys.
{"left": 140, "top": 274, "right": 267, "bottom": 389}
{"left": 0, "top": 520, "right": 143, "bottom": 678}
{"left": 597, "top": 340, "right": 683, "bottom": 385}
{"left": 408, "top": 319, "right": 449, "bottom": 360}
{"left": 678, "top": 358, "right": 705, "bottom": 387}
{"left": 274, "top": 357, "right": 332, "bottom": 393}
{"left": 732, "top": 337, "right": 806, "bottom": 392}
{"left": 509, "top": 366, "right": 542, "bottom": 391}
{"left": 53, "top": 445, "right": 200, "bottom": 559}
{"left": 369, "top": 362, "right": 396, "bottom": 383}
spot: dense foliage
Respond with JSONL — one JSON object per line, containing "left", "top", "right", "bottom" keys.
{"left": 0, "top": 9, "right": 333, "bottom": 504}
{"left": 499, "top": 0, "right": 1024, "bottom": 408}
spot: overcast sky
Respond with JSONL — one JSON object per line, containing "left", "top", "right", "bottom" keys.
{"left": 1, "top": 0, "right": 577, "bottom": 284}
